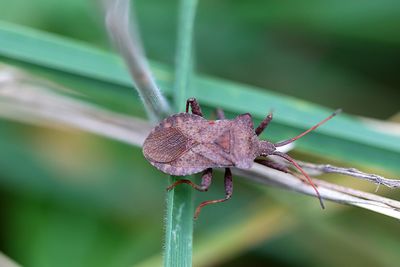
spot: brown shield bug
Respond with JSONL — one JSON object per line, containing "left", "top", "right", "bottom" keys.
{"left": 143, "top": 98, "right": 340, "bottom": 218}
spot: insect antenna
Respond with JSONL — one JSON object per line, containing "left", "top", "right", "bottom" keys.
{"left": 274, "top": 109, "right": 342, "bottom": 147}
{"left": 272, "top": 151, "right": 325, "bottom": 209}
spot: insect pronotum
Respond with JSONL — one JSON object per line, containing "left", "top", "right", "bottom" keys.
{"left": 143, "top": 98, "right": 341, "bottom": 218}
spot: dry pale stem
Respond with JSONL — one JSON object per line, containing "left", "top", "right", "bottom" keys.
{"left": 1, "top": 66, "right": 399, "bottom": 219}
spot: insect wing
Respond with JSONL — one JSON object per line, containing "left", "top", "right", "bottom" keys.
{"left": 143, "top": 127, "right": 189, "bottom": 163}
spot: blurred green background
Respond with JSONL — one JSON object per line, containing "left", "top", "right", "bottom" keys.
{"left": 0, "top": 0, "right": 399, "bottom": 267}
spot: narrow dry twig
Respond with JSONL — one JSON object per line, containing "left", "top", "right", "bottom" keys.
{"left": 1, "top": 66, "right": 399, "bottom": 219}
{"left": 0, "top": 65, "right": 151, "bottom": 146}
{"left": 235, "top": 165, "right": 400, "bottom": 219}
{"left": 104, "top": 0, "right": 171, "bottom": 122}
{"left": 297, "top": 161, "right": 400, "bottom": 188}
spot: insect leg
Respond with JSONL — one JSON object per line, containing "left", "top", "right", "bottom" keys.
{"left": 186, "top": 98, "right": 203, "bottom": 117}
{"left": 216, "top": 108, "right": 225, "bottom": 119}
{"left": 255, "top": 111, "right": 273, "bottom": 136}
{"left": 254, "top": 158, "right": 290, "bottom": 173}
{"left": 166, "top": 168, "right": 213, "bottom": 192}
{"left": 194, "top": 168, "right": 233, "bottom": 219}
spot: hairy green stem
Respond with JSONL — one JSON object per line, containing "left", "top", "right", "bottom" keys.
{"left": 165, "top": 0, "right": 198, "bottom": 266}
{"left": 173, "top": 0, "right": 198, "bottom": 111}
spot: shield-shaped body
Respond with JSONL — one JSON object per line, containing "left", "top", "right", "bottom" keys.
{"left": 143, "top": 113, "right": 260, "bottom": 175}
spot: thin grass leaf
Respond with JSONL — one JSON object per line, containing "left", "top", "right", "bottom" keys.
{"left": 0, "top": 22, "right": 398, "bottom": 173}
{"left": 164, "top": 0, "right": 198, "bottom": 266}
{"left": 173, "top": 0, "right": 197, "bottom": 111}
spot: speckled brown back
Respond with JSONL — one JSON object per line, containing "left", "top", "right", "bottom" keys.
{"left": 143, "top": 113, "right": 209, "bottom": 175}
{"left": 142, "top": 112, "right": 259, "bottom": 175}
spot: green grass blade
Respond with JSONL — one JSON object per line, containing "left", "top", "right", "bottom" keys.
{"left": 173, "top": 0, "right": 197, "bottom": 111}
{"left": 164, "top": 185, "right": 194, "bottom": 267}
{"left": 0, "top": 21, "right": 399, "bottom": 174}
{"left": 164, "top": 0, "right": 198, "bottom": 266}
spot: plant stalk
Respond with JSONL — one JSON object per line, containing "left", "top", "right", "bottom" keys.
{"left": 164, "top": 0, "right": 198, "bottom": 266}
